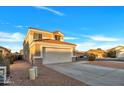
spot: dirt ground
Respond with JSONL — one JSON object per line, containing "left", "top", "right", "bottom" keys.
{"left": 87, "top": 61, "right": 124, "bottom": 69}
{"left": 9, "top": 61, "right": 88, "bottom": 86}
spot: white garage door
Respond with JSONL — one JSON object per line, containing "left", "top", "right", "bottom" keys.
{"left": 117, "top": 53, "right": 124, "bottom": 58}
{"left": 43, "top": 48, "right": 72, "bottom": 64}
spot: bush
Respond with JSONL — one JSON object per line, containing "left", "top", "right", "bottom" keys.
{"left": 88, "top": 54, "right": 96, "bottom": 61}
{"left": 0, "top": 55, "right": 4, "bottom": 65}
{"left": 0, "top": 55, "right": 11, "bottom": 75}
{"left": 10, "top": 55, "right": 14, "bottom": 64}
{"left": 4, "top": 55, "right": 10, "bottom": 75}
{"left": 107, "top": 51, "right": 116, "bottom": 58}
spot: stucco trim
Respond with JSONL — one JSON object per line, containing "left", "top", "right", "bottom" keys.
{"left": 33, "top": 56, "right": 42, "bottom": 58}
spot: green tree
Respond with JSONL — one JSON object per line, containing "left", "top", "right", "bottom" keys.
{"left": 88, "top": 54, "right": 96, "bottom": 61}
{"left": 0, "top": 55, "right": 4, "bottom": 65}
{"left": 107, "top": 51, "right": 116, "bottom": 58}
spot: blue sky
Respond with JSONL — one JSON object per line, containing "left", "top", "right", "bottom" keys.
{"left": 0, "top": 6, "right": 124, "bottom": 52}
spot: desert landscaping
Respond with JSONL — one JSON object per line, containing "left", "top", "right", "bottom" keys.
{"left": 1, "top": 41, "right": 124, "bottom": 86}
{"left": 1, "top": 6, "right": 124, "bottom": 86}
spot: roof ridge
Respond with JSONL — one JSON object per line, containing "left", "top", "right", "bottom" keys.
{"left": 29, "top": 27, "right": 64, "bottom": 34}
{"left": 29, "top": 27, "right": 52, "bottom": 33}
{"left": 35, "top": 39, "right": 76, "bottom": 46}
{"left": 0, "top": 46, "right": 11, "bottom": 52}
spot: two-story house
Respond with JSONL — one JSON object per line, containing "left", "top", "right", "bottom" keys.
{"left": 23, "top": 27, "right": 76, "bottom": 64}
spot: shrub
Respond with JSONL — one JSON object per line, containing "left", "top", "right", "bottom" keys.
{"left": 0, "top": 55, "right": 11, "bottom": 75}
{"left": 10, "top": 55, "right": 14, "bottom": 64}
{"left": 0, "top": 55, "right": 4, "bottom": 65}
{"left": 88, "top": 54, "right": 96, "bottom": 61}
{"left": 4, "top": 54, "right": 10, "bottom": 75}
{"left": 107, "top": 51, "right": 116, "bottom": 58}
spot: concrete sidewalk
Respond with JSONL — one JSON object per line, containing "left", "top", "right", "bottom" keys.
{"left": 46, "top": 62, "right": 124, "bottom": 86}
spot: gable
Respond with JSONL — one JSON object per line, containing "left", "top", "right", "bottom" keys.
{"left": 53, "top": 31, "right": 64, "bottom": 36}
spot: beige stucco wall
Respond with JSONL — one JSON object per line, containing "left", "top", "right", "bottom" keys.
{"left": 29, "top": 41, "right": 75, "bottom": 64}
{"left": 116, "top": 51, "right": 124, "bottom": 58}
{"left": 0, "top": 48, "right": 10, "bottom": 56}
{"left": 24, "top": 28, "right": 64, "bottom": 45}
{"left": 30, "top": 42, "right": 74, "bottom": 56}
{"left": 29, "top": 44, "right": 35, "bottom": 62}
{"left": 23, "top": 28, "right": 75, "bottom": 64}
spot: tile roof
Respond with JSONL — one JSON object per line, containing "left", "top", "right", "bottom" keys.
{"left": 0, "top": 46, "right": 11, "bottom": 52}
{"left": 34, "top": 39, "right": 76, "bottom": 46}
{"left": 107, "top": 46, "right": 124, "bottom": 51}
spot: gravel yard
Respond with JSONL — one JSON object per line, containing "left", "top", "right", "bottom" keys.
{"left": 87, "top": 61, "right": 124, "bottom": 69}
{"left": 9, "top": 61, "right": 87, "bottom": 86}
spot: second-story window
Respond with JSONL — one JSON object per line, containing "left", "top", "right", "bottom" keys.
{"left": 34, "top": 33, "right": 42, "bottom": 40}
{"left": 38, "top": 34, "right": 42, "bottom": 40}
{"left": 55, "top": 35, "right": 60, "bottom": 40}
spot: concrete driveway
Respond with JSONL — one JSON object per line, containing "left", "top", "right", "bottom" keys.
{"left": 46, "top": 62, "right": 124, "bottom": 86}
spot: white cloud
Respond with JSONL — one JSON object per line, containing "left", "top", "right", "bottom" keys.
{"left": 2, "top": 44, "right": 23, "bottom": 53}
{"left": 15, "top": 25, "right": 28, "bottom": 28}
{"left": 76, "top": 41, "right": 123, "bottom": 51}
{"left": 76, "top": 42, "right": 96, "bottom": 51}
{"left": 83, "top": 35, "right": 120, "bottom": 42}
{"left": 0, "top": 32, "right": 24, "bottom": 52}
{"left": 64, "top": 37, "right": 78, "bottom": 40}
{"left": 15, "top": 25, "right": 23, "bottom": 28}
{"left": 0, "top": 32, "right": 24, "bottom": 42}
{"left": 77, "top": 42, "right": 95, "bottom": 47}
{"left": 93, "top": 44, "right": 118, "bottom": 50}
{"left": 34, "top": 6, "right": 64, "bottom": 16}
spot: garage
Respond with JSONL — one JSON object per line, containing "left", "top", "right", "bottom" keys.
{"left": 43, "top": 47, "right": 72, "bottom": 64}
{"left": 117, "top": 52, "right": 124, "bottom": 58}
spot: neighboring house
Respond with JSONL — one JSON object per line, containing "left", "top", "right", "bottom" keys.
{"left": 12, "top": 52, "right": 23, "bottom": 60}
{"left": 74, "top": 50, "right": 84, "bottom": 58}
{"left": 0, "top": 46, "right": 11, "bottom": 57}
{"left": 20, "top": 49, "right": 23, "bottom": 55}
{"left": 86, "top": 48, "right": 106, "bottom": 58}
{"left": 23, "top": 27, "right": 76, "bottom": 64}
{"left": 108, "top": 46, "right": 124, "bottom": 58}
